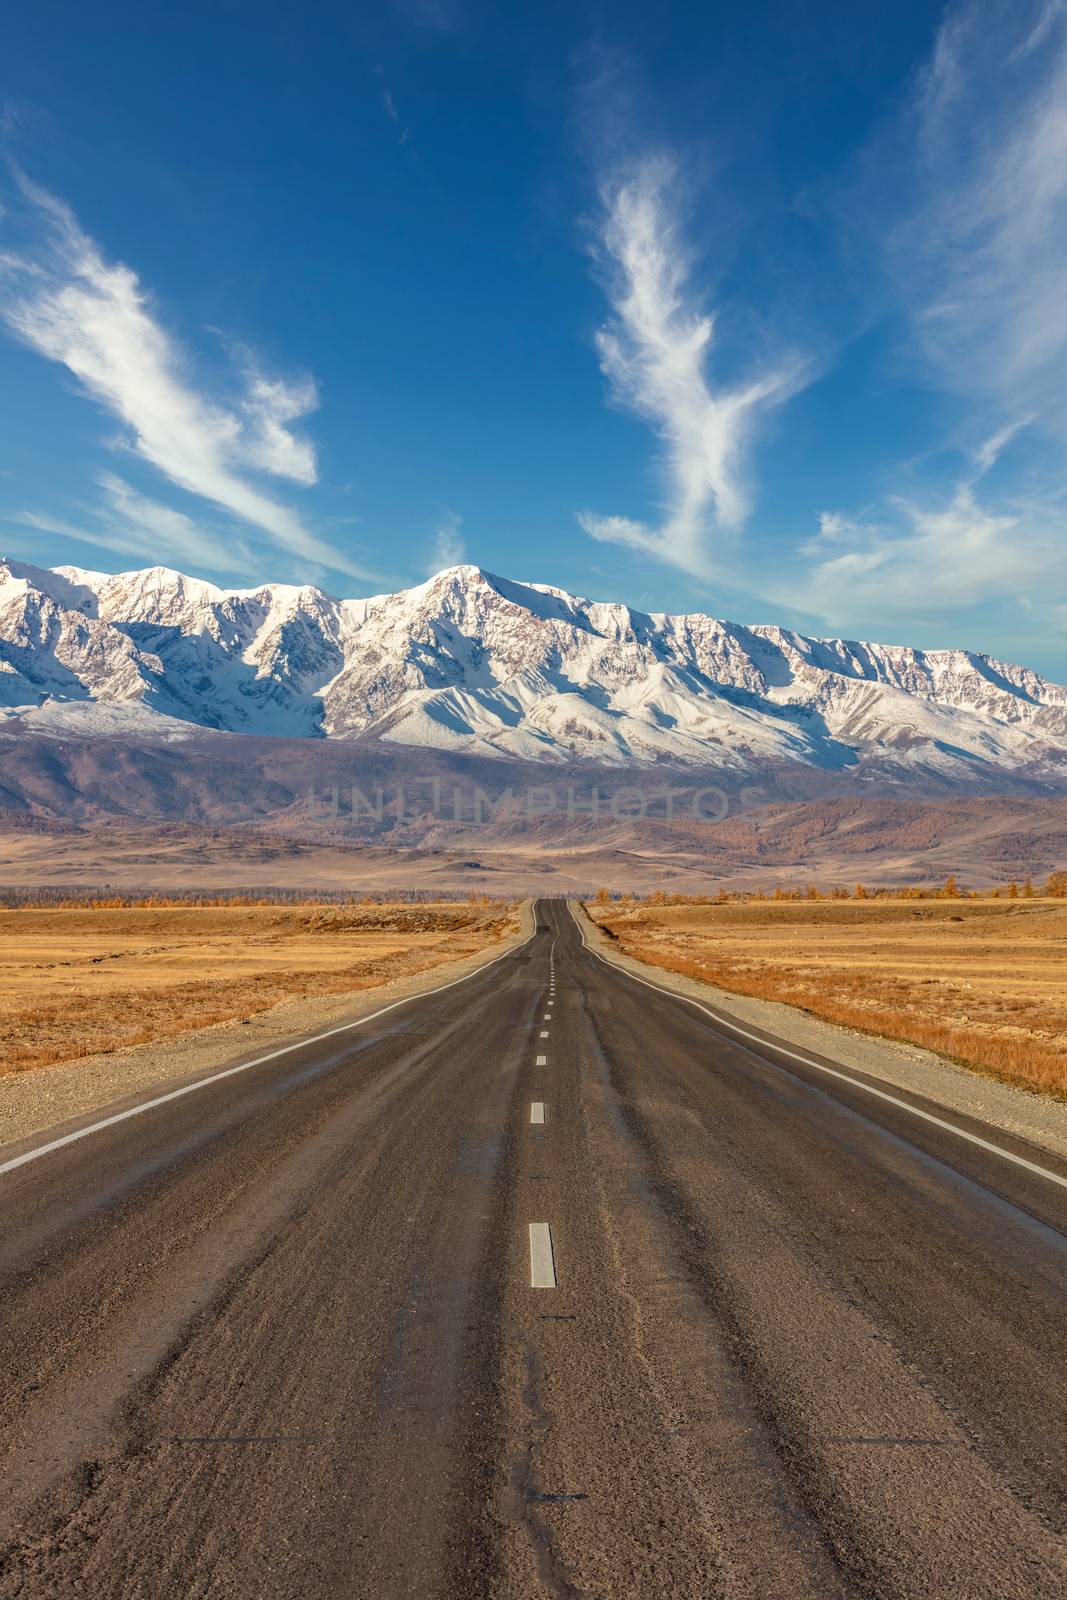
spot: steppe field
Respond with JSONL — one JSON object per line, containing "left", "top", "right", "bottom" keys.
{"left": 0, "top": 900, "right": 516, "bottom": 1075}
{"left": 589, "top": 894, "right": 1067, "bottom": 1099}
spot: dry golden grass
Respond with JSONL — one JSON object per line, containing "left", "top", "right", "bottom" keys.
{"left": 0, "top": 902, "right": 516, "bottom": 1074}
{"left": 589, "top": 898, "right": 1067, "bottom": 1100}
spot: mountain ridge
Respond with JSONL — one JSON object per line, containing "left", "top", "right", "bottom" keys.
{"left": 1, "top": 556, "right": 1066, "bottom": 788}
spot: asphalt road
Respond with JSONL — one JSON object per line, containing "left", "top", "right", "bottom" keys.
{"left": 1, "top": 898, "right": 1066, "bottom": 1598}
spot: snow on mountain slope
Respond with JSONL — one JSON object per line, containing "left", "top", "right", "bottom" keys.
{"left": 1, "top": 556, "right": 1066, "bottom": 785}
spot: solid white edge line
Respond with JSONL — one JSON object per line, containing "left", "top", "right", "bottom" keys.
{"left": 568, "top": 903, "right": 1067, "bottom": 1195}
{"left": 529, "top": 1221, "right": 556, "bottom": 1287}
{"left": 530, "top": 1101, "right": 545, "bottom": 1125}
{"left": 0, "top": 920, "right": 540, "bottom": 1181}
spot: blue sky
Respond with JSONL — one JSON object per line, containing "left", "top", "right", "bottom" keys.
{"left": 2, "top": 0, "right": 1066, "bottom": 674}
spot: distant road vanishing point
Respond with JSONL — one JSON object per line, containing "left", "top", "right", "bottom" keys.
{"left": 1, "top": 900, "right": 1065, "bottom": 1597}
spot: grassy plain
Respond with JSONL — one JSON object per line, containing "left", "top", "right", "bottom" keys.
{"left": 589, "top": 897, "right": 1067, "bottom": 1099}
{"left": 0, "top": 902, "right": 516, "bottom": 1074}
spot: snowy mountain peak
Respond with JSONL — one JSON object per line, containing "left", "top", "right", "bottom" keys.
{"left": 1, "top": 556, "right": 1066, "bottom": 785}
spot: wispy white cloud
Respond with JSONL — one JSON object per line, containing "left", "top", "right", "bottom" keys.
{"left": 233, "top": 357, "right": 319, "bottom": 485}
{"left": 786, "top": 476, "right": 1067, "bottom": 635}
{"left": 0, "top": 173, "right": 370, "bottom": 577}
{"left": 99, "top": 472, "right": 251, "bottom": 567}
{"left": 375, "top": 66, "right": 412, "bottom": 144}
{"left": 887, "top": 0, "right": 1067, "bottom": 435}
{"left": 578, "top": 157, "right": 807, "bottom": 577}
{"left": 801, "top": 489, "right": 1033, "bottom": 615}
{"left": 12, "top": 472, "right": 252, "bottom": 573}
{"left": 790, "top": 1, "right": 1067, "bottom": 640}
{"left": 970, "top": 417, "right": 1033, "bottom": 476}
{"left": 426, "top": 511, "right": 466, "bottom": 573}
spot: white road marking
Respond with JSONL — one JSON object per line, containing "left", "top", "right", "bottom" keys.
{"left": 530, "top": 1101, "right": 545, "bottom": 1125}
{"left": 529, "top": 1222, "right": 557, "bottom": 1288}
{"left": 0, "top": 924, "right": 539, "bottom": 1181}
{"left": 536, "top": 1054, "right": 547, "bottom": 1066}
{"left": 568, "top": 903, "right": 1067, "bottom": 1196}
{"left": 540, "top": 1030, "right": 549, "bottom": 1038}
{"left": 544, "top": 1013, "right": 551, "bottom": 1020}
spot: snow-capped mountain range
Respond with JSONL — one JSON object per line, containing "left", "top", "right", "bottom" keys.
{"left": 2, "top": 556, "right": 1067, "bottom": 785}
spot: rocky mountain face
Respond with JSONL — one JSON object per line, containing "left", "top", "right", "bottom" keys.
{"left": 2, "top": 556, "right": 1066, "bottom": 788}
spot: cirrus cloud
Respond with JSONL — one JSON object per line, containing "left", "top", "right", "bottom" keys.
{"left": 878, "top": 0, "right": 1067, "bottom": 439}
{"left": 578, "top": 157, "right": 809, "bottom": 578}
{"left": 0, "top": 171, "right": 371, "bottom": 578}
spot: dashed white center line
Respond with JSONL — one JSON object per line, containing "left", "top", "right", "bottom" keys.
{"left": 540, "top": 1030, "right": 549, "bottom": 1038}
{"left": 528, "top": 1222, "right": 557, "bottom": 1288}
{"left": 530, "top": 1101, "right": 545, "bottom": 1124}
{"left": 536, "top": 1054, "right": 547, "bottom": 1066}
{"left": 543, "top": 1013, "right": 551, "bottom": 1020}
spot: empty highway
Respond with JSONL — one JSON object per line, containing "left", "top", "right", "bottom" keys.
{"left": 0, "top": 899, "right": 1065, "bottom": 1598}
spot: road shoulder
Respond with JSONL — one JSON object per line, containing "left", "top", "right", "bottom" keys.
{"left": 569, "top": 899, "right": 1067, "bottom": 1164}
{"left": 0, "top": 900, "right": 535, "bottom": 1153}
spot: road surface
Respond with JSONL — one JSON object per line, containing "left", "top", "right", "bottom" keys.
{"left": 1, "top": 898, "right": 1065, "bottom": 1598}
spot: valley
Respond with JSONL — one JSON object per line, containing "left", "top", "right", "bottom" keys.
{"left": 0, "top": 791, "right": 1064, "bottom": 897}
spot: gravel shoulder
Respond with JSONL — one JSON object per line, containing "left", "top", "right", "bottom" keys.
{"left": 0, "top": 900, "right": 534, "bottom": 1152}
{"left": 571, "top": 899, "right": 1067, "bottom": 1164}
